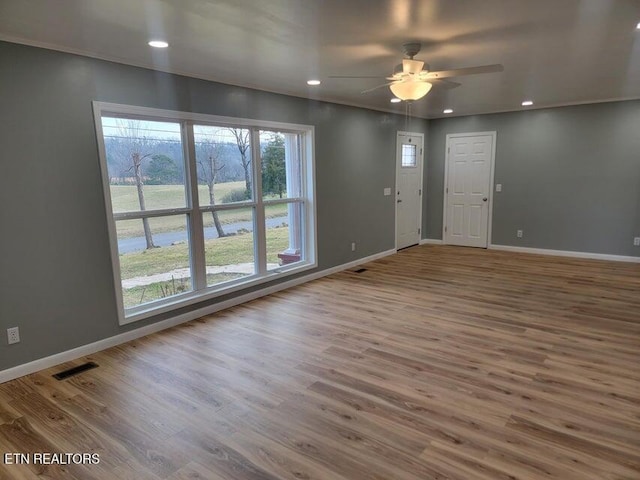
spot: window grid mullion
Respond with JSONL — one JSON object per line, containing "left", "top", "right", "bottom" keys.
{"left": 261, "top": 197, "right": 305, "bottom": 206}
{"left": 299, "top": 134, "right": 308, "bottom": 263}
{"left": 199, "top": 202, "right": 257, "bottom": 212}
{"left": 184, "top": 122, "right": 207, "bottom": 291}
{"left": 113, "top": 208, "right": 191, "bottom": 221}
{"left": 252, "top": 128, "right": 267, "bottom": 276}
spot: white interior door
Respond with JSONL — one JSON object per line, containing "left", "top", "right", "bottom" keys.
{"left": 396, "top": 132, "right": 424, "bottom": 250}
{"left": 444, "top": 133, "right": 495, "bottom": 248}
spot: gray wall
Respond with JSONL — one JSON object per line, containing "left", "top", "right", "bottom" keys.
{"left": 0, "top": 41, "right": 427, "bottom": 370}
{"left": 2, "top": 39, "right": 638, "bottom": 372}
{"left": 424, "top": 101, "right": 640, "bottom": 257}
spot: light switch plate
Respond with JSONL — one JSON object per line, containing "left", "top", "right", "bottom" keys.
{"left": 496, "top": 184, "right": 502, "bottom": 192}
{"left": 383, "top": 187, "right": 391, "bottom": 196}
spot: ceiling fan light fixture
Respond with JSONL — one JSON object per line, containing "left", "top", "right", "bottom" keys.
{"left": 389, "top": 81, "right": 432, "bottom": 101}
{"left": 390, "top": 98, "right": 402, "bottom": 103}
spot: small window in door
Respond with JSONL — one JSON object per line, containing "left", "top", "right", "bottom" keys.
{"left": 401, "top": 144, "right": 417, "bottom": 167}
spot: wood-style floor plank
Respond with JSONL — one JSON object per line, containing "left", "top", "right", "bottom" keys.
{"left": 1, "top": 245, "right": 639, "bottom": 479}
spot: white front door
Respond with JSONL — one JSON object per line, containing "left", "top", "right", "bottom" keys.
{"left": 444, "top": 133, "right": 495, "bottom": 248}
{"left": 396, "top": 132, "right": 424, "bottom": 250}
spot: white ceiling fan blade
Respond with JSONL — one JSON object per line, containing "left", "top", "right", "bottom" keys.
{"left": 360, "top": 81, "right": 397, "bottom": 94}
{"left": 430, "top": 78, "right": 462, "bottom": 89}
{"left": 329, "top": 75, "right": 390, "bottom": 79}
{"left": 426, "top": 64, "right": 504, "bottom": 79}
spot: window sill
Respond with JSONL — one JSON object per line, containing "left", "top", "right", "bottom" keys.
{"left": 119, "top": 261, "right": 317, "bottom": 326}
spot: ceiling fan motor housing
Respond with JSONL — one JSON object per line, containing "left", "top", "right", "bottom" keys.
{"left": 402, "top": 42, "right": 422, "bottom": 59}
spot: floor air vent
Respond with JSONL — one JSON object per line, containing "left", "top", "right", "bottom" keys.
{"left": 52, "top": 362, "right": 99, "bottom": 380}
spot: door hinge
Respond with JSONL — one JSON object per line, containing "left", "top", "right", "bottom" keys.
{"left": 446, "top": 187, "right": 449, "bottom": 194}
{"left": 419, "top": 189, "right": 422, "bottom": 195}
{"left": 418, "top": 228, "right": 421, "bottom": 234}
{"left": 447, "top": 147, "right": 450, "bottom": 154}
{"left": 445, "top": 226, "right": 447, "bottom": 233}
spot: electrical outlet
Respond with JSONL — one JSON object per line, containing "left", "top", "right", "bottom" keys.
{"left": 517, "top": 230, "right": 524, "bottom": 238}
{"left": 634, "top": 237, "right": 640, "bottom": 247}
{"left": 351, "top": 242, "right": 356, "bottom": 251}
{"left": 7, "top": 327, "right": 20, "bottom": 345}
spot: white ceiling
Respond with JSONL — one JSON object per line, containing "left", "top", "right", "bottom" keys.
{"left": 1, "top": 0, "right": 639, "bottom": 119}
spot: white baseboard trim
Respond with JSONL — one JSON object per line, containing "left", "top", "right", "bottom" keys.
{"left": 0, "top": 249, "right": 396, "bottom": 384}
{"left": 420, "top": 238, "right": 444, "bottom": 245}
{"left": 489, "top": 244, "right": 640, "bottom": 263}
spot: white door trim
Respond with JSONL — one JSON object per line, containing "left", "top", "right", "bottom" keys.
{"left": 395, "top": 130, "right": 425, "bottom": 250}
{"left": 442, "top": 131, "right": 496, "bottom": 247}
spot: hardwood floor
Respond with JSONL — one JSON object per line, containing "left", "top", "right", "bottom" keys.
{"left": 1, "top": 245, "right": 639, "bottom": 480}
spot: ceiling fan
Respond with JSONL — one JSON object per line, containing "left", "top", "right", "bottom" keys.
{"left": 330, "top": 42, "right": 504, "bottom": 101}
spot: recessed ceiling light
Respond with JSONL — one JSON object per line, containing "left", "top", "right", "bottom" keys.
{"left": 636, "top": 22, "right": 640, "bottom": 30}
{"left": 148, "top": 40, "right": 169, "bottom": 48}
{"left": 443, "top": 108, "right": 453, "bottom": 114}
{"left": 307, "top": 80, "right": 321, "bottom": 86}
{"left": 390, "top": 98, "right": 402, "bottom": 103}
{"left": 522, "top": 100, "right": 534, "bottom": 106}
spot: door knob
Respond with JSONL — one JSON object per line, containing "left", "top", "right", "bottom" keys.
{"left": 483, "top": 197, "right": 488, "bottom": 202}
{"left": 397, "top": 199, "right": 402, "bottom": 203}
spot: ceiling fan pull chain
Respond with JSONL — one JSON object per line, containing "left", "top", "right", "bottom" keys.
{"left": 405, "top": 102, "right": 408, "bottom": 130}
{"left": 403, "top": 101, "right": 414, "bottom": 130}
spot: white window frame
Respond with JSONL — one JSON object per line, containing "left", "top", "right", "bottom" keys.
{"left": 93, "top": 102, "right": 317, "bottom": 325}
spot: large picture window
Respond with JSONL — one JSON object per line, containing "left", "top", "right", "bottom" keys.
{"left": 94, "top": 103, "right": 316, "bottom": 324}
